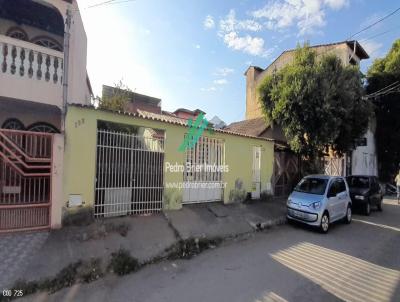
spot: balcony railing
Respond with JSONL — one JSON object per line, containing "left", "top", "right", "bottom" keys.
{"left": 0, "top": 35, "right": 63, "bottom": 85}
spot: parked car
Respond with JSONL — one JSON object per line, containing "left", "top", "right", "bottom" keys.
{"left": 346, "top": 175, "right": 383, "bottom": 215}
{"left": 287, "top": 175, "right": 352, "bottom": 233}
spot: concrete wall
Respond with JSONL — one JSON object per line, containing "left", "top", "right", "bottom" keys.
{"left": 63, "top": 106, "right": 275, "bottom": 215}
{"left": 245, "top": 67, "right": 263, "bottom": 120}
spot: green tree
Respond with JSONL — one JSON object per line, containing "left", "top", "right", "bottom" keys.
{"left": 367, "top": 39, "right": 400, "bottom": 182}
{"left": 258, "top": 44, "right": 371, "bottom": 161}
{"left": 98, "top": 80, "right": 132, "bottom": 111}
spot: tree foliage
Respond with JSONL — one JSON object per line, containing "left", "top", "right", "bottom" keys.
{"left": 97, "top": 80, "right": 132, "bottom": 111}
{"left": 258, "top": 44, "right": 372, "bottom": 159}
{"left": 367, "top": 39, "right": 400, "bottom": 182}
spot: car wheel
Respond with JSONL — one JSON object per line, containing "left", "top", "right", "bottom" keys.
{"left": 344, "top": 205, "right": 352, "bottom": 224}
{"left": 320, "top": 212, "right": 329, "bottom": 233}
{"left": 377, "top": 198, "right": 383, "bottom": 211}
{"left": 364, "top": 201, "right": 371, "bottom": 216}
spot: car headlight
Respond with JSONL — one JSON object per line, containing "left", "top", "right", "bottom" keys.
{"left": 355, "top": 195, "right": 365, "bottom": 200}
{"left": 311, "top": 201, "right": 321, "bottom": 210}
{"left": 287, "top": 198, "right": 292, "bottom": 206}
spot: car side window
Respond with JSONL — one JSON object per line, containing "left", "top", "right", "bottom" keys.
{"left": 372, "top": 177, "right": 380, "bottom": 191}
{"left": 328, "top": 181, "right": 337, "bottom": 197}
{"left": 337, "top": 179, "right": 346, "bottom": 193}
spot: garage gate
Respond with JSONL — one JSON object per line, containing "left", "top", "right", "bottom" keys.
{"left": 0, "top": 129, "right": 52, "bottom": 232}
{"left": 95, "top": 129, "right": 165, "bottom": 217}
{"left": 182, "top": 136, "right": 225, "bottom": 204}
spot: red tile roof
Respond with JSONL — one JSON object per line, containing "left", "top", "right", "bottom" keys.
{"left": 68, "top": 104, "right": 275, "bottom": 142}
{"left": 225, "top": 117, "right": 270, "bottom": 137}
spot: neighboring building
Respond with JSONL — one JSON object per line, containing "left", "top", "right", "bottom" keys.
{"left": 209, "top": 116, "right": 227, "bottom": 129}
{"left": 235, "top": 41, "right": 376, "bottom": 195}
{"left": 0, "top": 0, "right": 92, "bottom": 132}
{"left": 245, "top": 40, "right": 369, "bottom": 120}
{"left": 173, "top": 108, "right": 205, "bottom": 120}
{"left": 102, "top": 85, "right": 162, "bottom": 114}
{"left": 225, "top": 117, "right": 286, "bottom": 143}
{"left": 0, "top": 0, "right": 91, "bottom": 233}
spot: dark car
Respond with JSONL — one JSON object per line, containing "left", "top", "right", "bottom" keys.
{"left": 346, "top": 175, "right": 383, "bottom": 215}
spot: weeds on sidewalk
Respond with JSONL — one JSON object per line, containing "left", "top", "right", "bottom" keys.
{"left": 108, "top": 249, "right": 140, "bottom": 276}
{"left": 166, "top": 237, "right": 223, "bottom": 260}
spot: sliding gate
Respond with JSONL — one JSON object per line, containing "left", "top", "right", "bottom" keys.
{"left": 0, "top": 129, "right": 52, "bottom": 232}
{"left": 95, "top": 129, "right": 165, "bottom": 217}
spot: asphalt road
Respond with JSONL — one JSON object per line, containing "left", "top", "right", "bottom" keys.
{"left": 21, "top": 199, "right": 400, "bottom": 302}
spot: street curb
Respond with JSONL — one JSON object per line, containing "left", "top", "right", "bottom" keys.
{"left": 248, "top": 216, "right": 287, "bottom": 231}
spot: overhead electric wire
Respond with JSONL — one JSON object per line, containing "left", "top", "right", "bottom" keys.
{"left": 366, "top": 85, "right": 400, "bottom": 99}
{"left": 105, "top": 0, "right": 136, "bottom": 6}
{"left": 358, "top": 25, "right": 400, "bottom": 43}
{"left": 367, "top": 81, "right": 399, "bottom": 97}
{"left": 364, "top": 81, "right": 400, "bottom": 100}
{"left": 372, "top": 84, "right": 400, "bottom": 98}
{"left": 347, "top": 7, "right": 400, "bottom": 40}
{"left": 87, "top": 0, "right": 118, "bottom": 9}
{"left": 73, "top": 0, "right": 136, "bottom": 12}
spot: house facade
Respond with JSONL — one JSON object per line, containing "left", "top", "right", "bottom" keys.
{"left": 0, "top": 0, "right": 91, "bottom": 232}
{"left": 62, "top": 105, "right": 275, "bottom": 218}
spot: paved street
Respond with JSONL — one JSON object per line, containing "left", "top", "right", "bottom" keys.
{"left": 21, "top": 199, "right": 400, "bottom": 302}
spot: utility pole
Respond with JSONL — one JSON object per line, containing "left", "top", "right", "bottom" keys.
{"left": 61, "top": 8, "right": 72, "bottom": 133}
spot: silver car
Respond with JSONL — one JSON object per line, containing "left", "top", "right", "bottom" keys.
{"left": 287, "top": 175, "right": 352, "bottom": 233}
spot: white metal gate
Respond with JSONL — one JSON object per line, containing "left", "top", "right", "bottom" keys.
{"left": 182, "top": 136, "right": 225, "bottom": 204}
{"left": 95, "top": 129, "right": 164, "bottom": 217}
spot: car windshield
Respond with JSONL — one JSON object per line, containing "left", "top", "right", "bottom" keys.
{"left": 347, "top": 176, "right": 369, "bottom": 188}
{"left": 294, "top": 178, "right": 328, "bottom": 195}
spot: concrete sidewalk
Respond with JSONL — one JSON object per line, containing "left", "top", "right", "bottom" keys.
{"left": 1, "top": 198, "right": 287, "bottom": 289}
{"left": 164, "top": 198, "right": 287, "bottom": 239}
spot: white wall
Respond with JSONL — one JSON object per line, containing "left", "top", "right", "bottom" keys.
{"left": 351, "top": 128, "right": 378, "bottom": 176}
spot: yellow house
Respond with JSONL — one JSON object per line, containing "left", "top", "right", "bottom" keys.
{"left": 61, "top": 104, "right": 275, "bottom": 219}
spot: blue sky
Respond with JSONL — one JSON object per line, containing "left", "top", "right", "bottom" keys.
{"left": 80, "top": 0, "right": 399, "bottom": 124}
